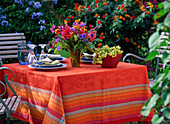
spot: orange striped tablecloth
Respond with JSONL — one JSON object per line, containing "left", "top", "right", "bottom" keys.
{"left": 2, "top": 58, "right": 153, "bottom": 124}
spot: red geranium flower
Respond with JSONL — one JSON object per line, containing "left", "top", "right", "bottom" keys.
{"left": 89, "top": 9, "right": 92, "bottom": 12}
{"left": 137, "top": 45, "right": 141, "bottom": 49}
{"left": 125, "top": 37, "right": 129, "bottom": 43}
{"left": 122, "top": 17, "right": 125, "bottom": 21}
{"left": 97, "top": 20, "right": 101, "bottom": 24}
{"left": 87, "top": 6, "right": 90, "bottom": 8}
{"left": 102, "top": 15, "right": 106, "bottom": 19}
{"left": 104, "top": 3, "right": 107, "bottom": 6}
{"left": 100, "top": 36, "right": 103, "bottom": 40}
{"left": 121, "top": 4, "right": 125, "bottom": 8}
{"left": 98, "top": 43, "right": 102, "bottom": 47}
{"left": 101, "top": 32, "right": 104, "bottom": 35}
{"left": 95, "top": 0, "right": 99, "bottom": 4}
{"left": 130, "top": 16, "right": 136, "bottom": 20}
{"left": 123, "top": 8, "right": 127, "bottom": 11}
{"left": 146, "top": 11, "right": 150, "bottom": 15}
{"left": 71, "top": 16, "right": 74, "bottom": 20}
{"left": 75, "top": 3, "right": 79, "bottom": 6}
{"left": 89, "top": 24, "right": 93, "bottom": 28}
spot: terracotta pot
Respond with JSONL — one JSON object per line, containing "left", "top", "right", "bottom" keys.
{"left": 101, "top": 54, "right": 122, "bottom": 68}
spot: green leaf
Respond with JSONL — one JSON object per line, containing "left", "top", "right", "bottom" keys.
{"left": 155, "top": 99, "right": 163, "bottom": 110}
{"left": 158, "top": 3, "right": 164, "bottom": 9}
{"left": 54, "top": 49, "right": 60, "bottom": 54}
{"left": 163, "top": 68, "right": 169, "bottom": 75}
{"left": 161, "top": 78, "right": 169, "bottom": 88}
{"left": 164, "top": 13, "right": 170, "bottom": 28}
{"left": 60, "top": 49, "right": 70, "bottom": 58}
{"left": 164, "top": 107, "right": 170, "bottom": 119}
{"left": 141, "top": 105, "right": 151, "bottom": 117}
{"left": 74, "top": 34, "right": 78, "bottom": 42}
{"left": 141, "top": 94, "right": 159, "bottom": 116}
{"left": 152, "top": 114, "right": 164, "bottom": 124}
{"left": 160, "top": 41, "right": 167, "bottom": 46}
{"left": 162, "top": 90, "right": 170, "bottom": 106}
{"left": 155, "top": 73, "right": 165, "bottom": 85}
{"left": 154, "top": 9, "right": 166, "bottom": 20}
{"left": 145, "top": 51, "right": 159, "bottom": 61}
{"left": 151, "top": 81, "right": 160, "bottom": 90}
{"left": 165, "top": 70, "right": 170, "bottom": 80}
{"left": 162, "top": 53, "right": 170, "bottom": 68}
{"left": 148, "top": 32, "right": 160, "bottom": 51}
{"left": 163, "top": 1, "right": 170, "bottom": 12}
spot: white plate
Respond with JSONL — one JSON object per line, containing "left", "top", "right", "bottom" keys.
{"left": 53, "top": 57, "right": 66, "bottom": 61}
{"left": 28, "top": 63, "right": 67, "bottom": 70}
{"left": 47, "top": 56, "right": 66, "bottom": 61}
{"left": 81, "top": 58, "right": 93, "bottom": 63}
{"left": 82, "top": 53, "right": 95, "bottom": 56}
{"left": 46, "top": 54, "right": 61, "bottom": 58}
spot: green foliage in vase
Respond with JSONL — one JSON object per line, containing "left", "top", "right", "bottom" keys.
{"left": 47, "top": 20, "right": 98, "bottom": 55}
{"left": 141, "top": 1, "right": 170, "bottom": 123}
{"left": 93, "top": 45, "right": 123, "bottom": 65}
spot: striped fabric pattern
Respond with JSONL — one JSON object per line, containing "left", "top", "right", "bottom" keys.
{"left": 62, "top": 84, "right": 151, "bottom": 124}
{"left": 7, "top": 81, "right": 65, "bottom": 124}
{"left": 2, "top": 60, "right": 153, "bottom": 124}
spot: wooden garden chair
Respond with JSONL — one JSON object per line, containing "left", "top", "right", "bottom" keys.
{"left": 0, "top": 67, "right": 21, "bottom": 124}
{"left": 123, "top": 32, "right": 170, "bottom": 87}
{"left": 0, "top": 33, "right": 26, "bottom": 66}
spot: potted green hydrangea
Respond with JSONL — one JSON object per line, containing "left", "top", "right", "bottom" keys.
{"left": 93, "top": 45, "right": 123, "bottom": 68}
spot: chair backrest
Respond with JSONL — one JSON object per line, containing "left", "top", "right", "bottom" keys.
{"left": 0, "top": 33, "right": 26, "bottom": 59}
{"left": 122, "top": 32, "right": 169, "bottom": 80}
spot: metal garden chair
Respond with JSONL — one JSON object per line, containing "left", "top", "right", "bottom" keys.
{"left": 123, "top": 32, "right": 170, "bottom": 88}
{"left": 0, "top": 67, "right": 21, "bottom": 124}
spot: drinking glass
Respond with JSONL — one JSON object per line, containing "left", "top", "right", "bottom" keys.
{"left": 34, "top": 45, "right": 42, "bottom": 61}
{"left": 38, "top": 44, "right": 47, "bottom": 60}
{"left": 18, "top": 43, "right": 29, "bottom": 65}
{"left": 27, "top": 44, "right": 36, "bottom": 64}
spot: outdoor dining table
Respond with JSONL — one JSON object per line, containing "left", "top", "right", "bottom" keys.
{"left": 1, "top": 58, "right": 153, "bottom": 124}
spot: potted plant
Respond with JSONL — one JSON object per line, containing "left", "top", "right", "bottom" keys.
{"left": 92, "top": 45, "right": 123, "bottom": 68}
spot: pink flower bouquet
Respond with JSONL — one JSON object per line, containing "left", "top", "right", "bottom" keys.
{"left": 48, "top": 19, "right": 98, "bottom": 54}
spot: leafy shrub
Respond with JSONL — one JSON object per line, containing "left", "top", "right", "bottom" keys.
{"left": 64, "top": 0, "right": 160, "bottom": 57}
{"left": 0, "top": 0, "right": 59, "bottom": 44}
{"left": 141, "top": 1, "right": 170, "bottom": 123}
{"left": 0, "top": 0, "right": 86, "bottom": 45}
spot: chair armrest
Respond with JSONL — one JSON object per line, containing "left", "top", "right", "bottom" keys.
{"left": 0, "top": 81, "right": 6, "bottom": 97}
{"left": 123, "top": 53, "right": 146, "bottom": 62}
{"left": 0, "top": 67, "right": 17, "bottom": 96}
